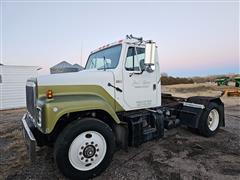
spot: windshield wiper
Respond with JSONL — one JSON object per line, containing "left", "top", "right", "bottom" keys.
{"left": 88, "top": 59, "right": 95, "bottom": 69}
{"left": 103, "top": 56, "right": 106, "bottom": 71}
{"left": 97, "top": 56, "right": 107, "bottom": 71}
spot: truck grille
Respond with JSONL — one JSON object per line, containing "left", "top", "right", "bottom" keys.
{"left": 26, "top": 81, "right": 37, "bottom": 118}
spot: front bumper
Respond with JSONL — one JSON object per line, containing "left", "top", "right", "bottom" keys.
{"left": 21, "top": 113, "right": 36, "bottom": 161}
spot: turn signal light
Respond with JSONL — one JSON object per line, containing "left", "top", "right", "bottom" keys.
{"left": 47, "top": 90, "right": 53, "bottom": 99}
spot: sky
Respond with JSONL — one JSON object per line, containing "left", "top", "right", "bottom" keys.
{"left": 1, "top": 0, "right": 239, "bottom": 77}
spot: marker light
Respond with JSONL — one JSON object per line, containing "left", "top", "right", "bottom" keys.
{"left": 47, "top": 90, "right": 53, "bottom": 99}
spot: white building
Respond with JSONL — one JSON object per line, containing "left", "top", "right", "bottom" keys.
{"left": 0, "top": 65, "right": 39, "bottom": 110}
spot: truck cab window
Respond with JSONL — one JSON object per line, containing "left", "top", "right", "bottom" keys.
{"left": 125, "top": 47, "right": 145, "bottom": 71}
{"left": 85, "top": 45, "right": 122, "bottom": 70}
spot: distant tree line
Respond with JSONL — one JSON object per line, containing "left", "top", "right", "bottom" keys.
{"left": 160, "top": 73, "right": 240, "bottom": 85}
{"left": 161, "top": 73, "right": 194, "bottom": 85}
{"left": 192, "top": 74, "right": 240, "bottom": 83}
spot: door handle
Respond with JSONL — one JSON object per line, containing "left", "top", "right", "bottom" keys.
{"left": 129, "top": 71, "right": 144, "bottom": 77}
{"left": 153, "top": 84, "right": 156, "bottom": 90}
{"left": 129, "top": 73, "right": 134, "bottom": 77}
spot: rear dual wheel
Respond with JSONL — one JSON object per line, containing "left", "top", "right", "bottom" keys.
{"left": 198, "top": 102, "right": 222, "bottom": 137}
{"left": 54, "top": 118, "right": 115, "bottom": 180}
{"left": 207, "top": 109, "right": 219, "bottom": 132}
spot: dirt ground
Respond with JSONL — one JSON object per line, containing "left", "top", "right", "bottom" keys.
{"left": 0, "top": 83, "right": 239, "bottom": 180}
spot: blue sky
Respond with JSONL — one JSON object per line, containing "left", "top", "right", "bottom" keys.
{"left": 1, "top": 0, "right": 239, "bottom": 77}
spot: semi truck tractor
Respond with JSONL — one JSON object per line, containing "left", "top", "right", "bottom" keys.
{"left": 22, "top": 35, "right": 225, "bottom": 179}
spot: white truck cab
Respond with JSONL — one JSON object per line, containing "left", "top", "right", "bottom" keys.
{"left": 85, "top": 37, "right": 161, "bottom": 110}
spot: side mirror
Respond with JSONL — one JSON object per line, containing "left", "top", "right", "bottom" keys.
{"left": 144, "top": 42, "right": 156, "bottom": 65}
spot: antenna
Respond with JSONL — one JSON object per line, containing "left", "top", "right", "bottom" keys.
{"left": 80, "top": 41, "right": 83, "bottom": 66}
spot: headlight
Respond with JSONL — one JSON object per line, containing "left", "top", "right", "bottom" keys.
{"left": 36, "top": 107, "right": 42, "bottom": 127}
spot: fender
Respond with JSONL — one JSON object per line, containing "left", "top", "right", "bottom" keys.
{"left": 179, "top": 96, "right": 225, "bottom": 128}
{"left": 187, "top": 96, "right": 225, "bottom": 127}
{"left": 39, "top": 95, "right": 121, "bottom": 134}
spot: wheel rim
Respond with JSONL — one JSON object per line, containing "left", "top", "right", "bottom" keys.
{"left": 68, "top": 131, "right": 107, "bottom": 171}
{"left": 207, "top": 109, "right": 219, "bottom": 131}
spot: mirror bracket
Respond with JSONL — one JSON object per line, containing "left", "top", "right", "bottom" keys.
{"left": 146, "top": 65, "right": 154, "bottom": 73}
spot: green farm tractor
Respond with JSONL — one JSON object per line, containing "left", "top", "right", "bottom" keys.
{"left": 215, "top": 77, "right": 229, "bottom": 86}
{"left": 235, "top": 77, "right": 240, "bottom": 87}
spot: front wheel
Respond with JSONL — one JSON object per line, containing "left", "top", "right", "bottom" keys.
{"left": 198, "top": 102, "right": 222, "bottom": 137}
{"left": 54, "top": 118, "right": 115, "bottom": 180}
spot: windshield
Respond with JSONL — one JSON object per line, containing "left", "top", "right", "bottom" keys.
{"left": 85, "top": 45, "right": 122, "bottom": 70}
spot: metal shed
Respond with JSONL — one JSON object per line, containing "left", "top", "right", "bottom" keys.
{"left": 72, "top": 63, "right": 84, "bottom": 71}
{"left": 0, "top": 65, "right": 38, "bottom": 110}
{"left": 50, "top": 61, "right": 82, "bottom": 74}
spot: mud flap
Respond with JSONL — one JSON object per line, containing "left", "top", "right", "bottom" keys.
{"left": 114, "top": 122, "right": 129, "bottom": 151}
{"left": 179, "top": 96, "right": 225, "bottom": 128}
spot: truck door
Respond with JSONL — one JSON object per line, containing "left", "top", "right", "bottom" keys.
{"left": 122, "top": 46, "right": 157, "bottom": 110}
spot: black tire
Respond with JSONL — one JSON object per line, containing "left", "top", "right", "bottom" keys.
{"left": 198, "top": 102, "right": 222, "bottom": 137}
{"left": 54, "top": 118, "right": 115, "bottom": 180}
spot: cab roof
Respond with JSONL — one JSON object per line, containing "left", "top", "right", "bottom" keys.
{"left": 90, "top": 38, "right": 145, "bottom": 54}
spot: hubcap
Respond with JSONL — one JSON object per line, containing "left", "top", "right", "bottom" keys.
{"left": 68, "top": 131, "right": 107, "bottom": 171}
{"left": 207, "top": 109, "right": 219, "bottom": 131}
{"left": 83, "top": 145, "right": 96, "bottom": 158}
